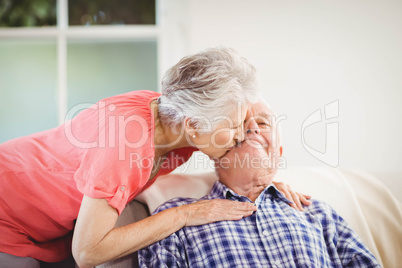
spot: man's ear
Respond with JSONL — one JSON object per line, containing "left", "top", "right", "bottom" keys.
{"left": 184, "top": 117, "right": 196, "bottom": 137}
{"left": 280, "top": 146, "right": 283, "bottom": 157}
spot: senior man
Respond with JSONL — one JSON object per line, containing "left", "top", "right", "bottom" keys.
{"left": 138, "top": 101, "right": 380, "bottom": 268}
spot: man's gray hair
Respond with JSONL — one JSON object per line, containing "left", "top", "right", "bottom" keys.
{"left": 158, "top": 47, "right": 259, "bottom": 132}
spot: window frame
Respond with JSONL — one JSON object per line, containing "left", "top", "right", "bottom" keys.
{"left": 0, "top": 0, "right": 189, "bottom": 124}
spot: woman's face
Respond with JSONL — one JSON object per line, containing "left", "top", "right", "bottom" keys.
{"left": 192, "top": 104, "right": 248, "bottom": 159}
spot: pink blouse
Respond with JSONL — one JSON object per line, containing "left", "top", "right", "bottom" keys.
{"left": 0, "top": 90, "right": 196, "bottom": 262}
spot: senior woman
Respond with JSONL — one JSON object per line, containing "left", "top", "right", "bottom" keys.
{"left": 0, "top": 48, "right": 309, "bottom": 267}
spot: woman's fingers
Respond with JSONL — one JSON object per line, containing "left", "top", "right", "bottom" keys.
{"left": 291, "top": 190, "right": 304, "bottom": 211}
{"left": 273, "top": 182, "right": 292, "bottom": 203}
{"left": 181, "top": 199, "right": 257, "bottom": 227}
{"left": 272, "top": 181, "right": 312, "bottom": 211}
{"left": 298, "top": 193, "right": 312, "bottom": 206}
{"left": 179, "top": 184, "right": 313, "bottom": 227}
{"left": 274, "top": 182, "right": 302, "bottom": 211}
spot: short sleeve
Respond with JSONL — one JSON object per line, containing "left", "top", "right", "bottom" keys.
{"left": 331, "top": 207, "right": 381, "bottom": 267}
{"left": 312, "top": 201, "right": 381, "bottom": 268}
{"left": 73, "top": 92, "right": 157, "bottom": 215}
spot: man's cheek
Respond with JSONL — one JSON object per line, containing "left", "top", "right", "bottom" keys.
{"left": 217, "top": 156, "right": 231, "bottom": 169}
{"left": 260, "top": 128, "right": 272, "bottom": 140}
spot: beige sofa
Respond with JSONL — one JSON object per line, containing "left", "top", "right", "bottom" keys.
{"left": 97, "top": 167, "right": 402, "bottom": 268}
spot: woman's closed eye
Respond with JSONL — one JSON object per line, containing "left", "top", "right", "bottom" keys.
{"left": 231, "top": 123, "right": 243, "bottom": 129}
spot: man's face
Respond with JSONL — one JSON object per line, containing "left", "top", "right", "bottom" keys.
{"left": 215, "top": 101, "right": 282, "bottom": 180}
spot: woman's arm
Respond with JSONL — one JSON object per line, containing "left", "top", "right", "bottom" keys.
{"left": 72, "top": 195, "right": 256, "bottom": 268}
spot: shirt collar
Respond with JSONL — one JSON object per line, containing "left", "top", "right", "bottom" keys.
{"left": 209, "top": 180, "right": 293, "bottom": 205}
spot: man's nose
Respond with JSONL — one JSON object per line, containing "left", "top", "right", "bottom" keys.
{"left": 246, "top": 118, "right": 261, "bottom": 135}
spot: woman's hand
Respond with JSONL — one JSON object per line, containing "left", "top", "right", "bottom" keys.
{"left": 272, "top": 181, "right": 311, "bottom": 211}
{"left": 177, "top": 199, "right": 257, "bottom": 227}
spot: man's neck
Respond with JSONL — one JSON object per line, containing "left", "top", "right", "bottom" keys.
{"left": 221, "top": 173, "right": 275, "bottom": 202}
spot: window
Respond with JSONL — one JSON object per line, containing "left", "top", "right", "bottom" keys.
{"left": 0, "top": 0, "right": 57, "bottom": 27}
{"left": 0, "top": 0, "right": 160, "bottom": 143}
{"left": 68, "top": 0, "right": 155, "bottom": 26}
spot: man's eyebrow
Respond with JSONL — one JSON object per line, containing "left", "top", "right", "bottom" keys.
{"left": 244, "top": 112, "right": 272, "bottom": 124}
{"left": 257, "top": 112, "right": 272, "bottom": 121}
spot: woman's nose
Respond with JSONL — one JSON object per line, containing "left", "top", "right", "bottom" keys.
{"left": 235, "top": 126, "right": 246, "bottom": 142}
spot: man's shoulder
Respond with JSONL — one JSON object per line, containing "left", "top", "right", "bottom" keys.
{"left": 308, "top": 199, "right": 333, "bottom": 209}
{"left": 304, "top": 199, "right": 340, "bottom": 220}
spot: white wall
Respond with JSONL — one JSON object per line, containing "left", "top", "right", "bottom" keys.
{"left": 175, "top": 0, "right": 402, "bottom": 199}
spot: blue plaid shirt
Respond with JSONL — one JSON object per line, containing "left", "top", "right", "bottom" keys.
{"left": 138, "top": 181, "right": 380, "bottom": 268}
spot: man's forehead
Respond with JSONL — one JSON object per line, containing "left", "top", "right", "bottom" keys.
{"left": 256, "top": 112, "right": 272, "bottom": 120}
{"left": 254, "top": 102, "right": 274, "bottom": 116}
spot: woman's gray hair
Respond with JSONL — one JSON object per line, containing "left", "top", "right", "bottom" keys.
{"left": 158, "top": 47, "right": 259, "bottom": 132}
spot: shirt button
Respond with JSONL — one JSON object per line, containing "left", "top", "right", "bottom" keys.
{"left": 262, "top": 230, "right": 269, "bottom": 236}
{"left": 120, "top": 186, "right": 126, "bottom": 191}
